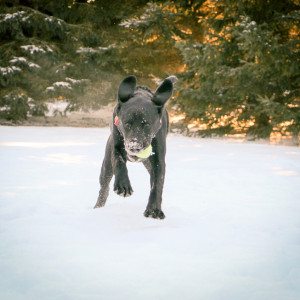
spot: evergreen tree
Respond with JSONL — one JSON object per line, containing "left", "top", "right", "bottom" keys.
{"left": 0, "top": 1, "right": 141, "bottom": 120}
{"left": 123, "top": 0, "right": 300, "bottom": 140}
{"left": 1, "top": 0, "right": 299, "bottom": 142}
{"left": 178, "top": 0, "right": 300, "bottom": 139}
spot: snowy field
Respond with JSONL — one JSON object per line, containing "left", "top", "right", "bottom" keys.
{"left": 0, "top": 126, "right": 300, "bottom": 300}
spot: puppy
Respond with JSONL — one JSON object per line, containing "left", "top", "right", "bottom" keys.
{"left": 94, "top": 75, "right": 175, "bottom": 219}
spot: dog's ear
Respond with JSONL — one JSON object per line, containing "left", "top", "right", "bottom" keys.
{"left": 152, "top": 78, "right": 173, "bottom": 106}
{"left": 118, "top": 75, "right": 136, "bottom": 103}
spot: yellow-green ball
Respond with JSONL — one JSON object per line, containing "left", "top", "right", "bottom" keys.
{"left": 136, "top": 145, "right": 152, "bottom": 159}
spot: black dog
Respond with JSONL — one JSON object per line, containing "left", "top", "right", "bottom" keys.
{"left": 94, "top": 75, "right": 175, "bottom": 219}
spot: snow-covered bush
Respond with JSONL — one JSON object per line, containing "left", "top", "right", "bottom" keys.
{"left": 0, "top": 92, "right": 30, "bottom": 120}
{"left": 0, "top": 66, "right": 22, "bottom": 87}
{"left": 0, "top": 6, "right": 89, "bottom": 120}
{"left": 45, "top": 78, "right": 89, "bottom": 98}
{"left": 20, "top": 44, "right": 54, "bottom": 55}
{"left": 0, "top": 9, "right": 67, "bottom": 41}
{"left": 0, "top": 2, "right": 153, "bottom": 122}
{"left": 9, "top": 56, "right": 41, "bottom": 70}
{"left": 0, "top": 90, "right": 48, "bottom": 120}
{"left": 76, "top": 44, "right": 117, "bottom": 69}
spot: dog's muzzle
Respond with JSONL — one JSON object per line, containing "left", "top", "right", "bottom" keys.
{"left": 125, "top": 140, "right": 144, "bottom": 155}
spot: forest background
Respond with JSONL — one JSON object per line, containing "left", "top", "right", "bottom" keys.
{"left": 1, "top": 0, "right": 299, "bottom": 142}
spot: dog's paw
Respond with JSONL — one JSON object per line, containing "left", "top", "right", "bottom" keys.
{"left": 144, "top": 208, "right": 165, "bottom": 219}
{"left": 93, "top": 199, "right": 105, "bottom": 209}
{"left": 113, "top": 178, "right": 133, "bottom": 197}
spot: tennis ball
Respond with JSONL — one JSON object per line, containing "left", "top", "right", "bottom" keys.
{"left": 136, "top": 145, "right": 153, "bottom": 159}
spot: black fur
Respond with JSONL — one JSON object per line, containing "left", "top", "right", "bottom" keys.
{"left": 94, "top": 75, "right": 174, "bottom": 219}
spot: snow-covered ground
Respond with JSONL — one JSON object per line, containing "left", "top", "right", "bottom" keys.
{"left": 0, "top": 126, "right": 300, "bottom": 300}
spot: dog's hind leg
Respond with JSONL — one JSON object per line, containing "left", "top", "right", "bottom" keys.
{"left": 94, "top": 136, "right": 113, "bottom": 208}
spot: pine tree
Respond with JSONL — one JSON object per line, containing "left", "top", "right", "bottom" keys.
{"left": 178, "top": 0, "right": 300, "bottom": 139}
{"left": 122, "top": 0, "right": 300, "bottom": 140}
{"left": 1, "top": 0, "right": 299, "bottom": 142}
{"left": 0, "top": 1, "right": 137, "bottom": 121}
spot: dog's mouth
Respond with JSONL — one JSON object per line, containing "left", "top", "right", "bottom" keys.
{"left": 125, "top": 146, "right": 148, "bottom": 156}
{"left": 126, "top": 145, "right": 153, "bottom": 162}
{"left": 126, "top": 149, "right": 139, "bottom": 156}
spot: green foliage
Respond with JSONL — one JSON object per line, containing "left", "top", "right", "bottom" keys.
{"left": 118, "top": 2, "right": 189, "bottom": 81}
{"left": 122, "top": 0, "right": 300, "bottom": 139}
{"left": 1, "top": 0, "right": 299, "bottom": 142}
{"left": 176, "top": 1, "right": 300, "bottom": 139}
{"left": 0, "top": 3, "right": 123, "bottom": 120}
{"left": 0, "top": 91, "right": 30, "bottom": 121}
{"left": 0, "top": 9, "right": 68, "bottom": 41}
{"left": 120, "top": 3, "right": 179, "bottom": 43}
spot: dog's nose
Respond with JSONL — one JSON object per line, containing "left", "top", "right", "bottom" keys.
{"left": 126, "top": 140, "right": 143, "bottom": 153}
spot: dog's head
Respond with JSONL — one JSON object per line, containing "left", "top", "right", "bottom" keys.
{"left": 115, "top": 75, "right": 174, "bottom": 156}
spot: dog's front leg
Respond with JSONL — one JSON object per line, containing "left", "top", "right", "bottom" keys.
{"left": 113, "top": 141, "right": 133, "bottom": 198}
{"left": 144, "top": 155, "right": 166, "bottom": 219}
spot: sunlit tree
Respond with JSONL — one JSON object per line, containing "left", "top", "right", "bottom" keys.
{"left": 123, "top": 0, "right": 300, "bottom": 140}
